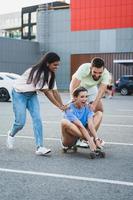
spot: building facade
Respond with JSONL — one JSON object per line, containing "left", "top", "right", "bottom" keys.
{"left": 21, "top": 1, "right": 69, "bottom": 40}
{"left": 36, "top": 0, "right": 133, "bottom": 89}
{"left": 0, "top": 37, "right": 40, "bottom": 74}
{"left": 0, "top": 0, "right": 133, "bottom": 90}
{"left": 0, "top": 12, "right": 21, "bottom": 39}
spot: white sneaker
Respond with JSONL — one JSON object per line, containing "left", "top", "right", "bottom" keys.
{"left": 62, "top": 145, "right": 69, "bottom": 151}
{"left": 35, "top": 147, "right": 51, "bottom": 156}
{"left": 60, "top": 141, "right": 69, "bottom": 150}
{"left": 7, "top": 132, "right": 15, "bottom": 149}
{"left": 108, "top": 95, "right": 112, "bottom": 99}
{"left": 76, "top": 139, "right": 89, "bottom": 148}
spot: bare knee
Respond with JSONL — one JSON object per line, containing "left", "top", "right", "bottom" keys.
{"left": 95, "top": 101, "right": 104, "bottom": 113}
{"left": 62, "top": 137, "right": 77, "bottom": 147}
{"left": 96, "top": 111, "right": 103, "bottom": 119}
{"left": 61, "top": 119, "right": 70, "bottom": 128}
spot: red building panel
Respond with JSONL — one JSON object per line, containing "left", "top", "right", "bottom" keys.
{"left": 71, "top": 0, "right": 133, "bottom": 31}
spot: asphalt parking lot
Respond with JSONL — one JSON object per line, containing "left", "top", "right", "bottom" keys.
{"left": 0, "top": 93, "right": 133, "bottom": 200}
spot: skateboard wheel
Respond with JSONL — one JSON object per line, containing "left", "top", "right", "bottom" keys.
{"left": 99, "top": 151, "right": 106, "bottom": 158}
{"left": 72, "top": 146, "right": 77, "bottom": 152}
{"left": 89, "top": 152, "right": 96, "bottom": 159}
{"left": 62, "top": 148, "right": 67, "bottom": 153}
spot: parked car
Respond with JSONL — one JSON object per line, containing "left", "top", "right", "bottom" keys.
{"left": 0, "top": 72, "right": 20, "bottom": 102}
{"left": 115, "top": 75, "right": 133, "bottom": 96}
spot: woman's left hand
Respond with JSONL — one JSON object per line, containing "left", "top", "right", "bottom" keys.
{"left": 59, "top": 104, "right": 68, "bottom": 111}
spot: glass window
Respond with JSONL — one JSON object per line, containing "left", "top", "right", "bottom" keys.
{"left": 0, "top": 77, "right": 3, "bottom": 80}
{"left": 129, "top": 77, "right": 133, "bottom": 81}
{"left": 6, "top": 75, "right": 16, "bottom": 80}
{"left": 9, "top": 32, "right": 14, "bottom": 38}
{"left": 30, "top": 25, "right": 36, "bottom": 36}
{"left": 23, "top": 13, "right": 29, "bottom": 24}
{"left": 31, "top": 12, "right": 36, "bottom": 23}
{"left": 122, "top": 77, "right": 128, "bottom": 81}
{"left": 2, "top": 31, "right": 6, "bottom": 37}
{"left": 23, "top": 26, "right": 29, "bottom": 37}
{"left": 12, "top": 30, "right": 21, "bottom": 39}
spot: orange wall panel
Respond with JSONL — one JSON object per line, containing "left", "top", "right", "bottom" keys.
{"left": 71, "top": 0, "right": 133, "bottom": 31}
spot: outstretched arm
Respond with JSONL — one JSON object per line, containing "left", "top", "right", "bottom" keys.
{"left": 73, "top": 120, "right": 96, "bottom": 151}
{"left": 41, "top": 89, "right": 66, "bottom": 111}
{"left": 96, "top": 83, "right": 107, "bottom": 102}
{"left": 87, "top": 118, "right": 98, "bottom": 138}
{"left": 90, "top": 83, "right": 107, "bottom": 111}
{"left": 88, "top": 118, "right": 102, "bottom": 149}
{"left": 69, "top": 77, "right": 81, "bottom": 98}
{"left": 52, "top": 89, "right": 63, "bottom": 105}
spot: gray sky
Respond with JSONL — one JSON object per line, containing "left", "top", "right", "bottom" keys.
{"left": 0, "top": 0, "right": 70, "bottom": 15}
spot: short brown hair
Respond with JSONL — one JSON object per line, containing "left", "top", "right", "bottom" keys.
{"left": 91, "top": 57, "right": 105, "bottom": 68}
{"left": 73, "top": 87, "right": 88, "bottom": 97}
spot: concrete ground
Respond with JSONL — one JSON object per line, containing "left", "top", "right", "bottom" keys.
{"left": 0, "top": 93, "right": 133, "bottom": 200}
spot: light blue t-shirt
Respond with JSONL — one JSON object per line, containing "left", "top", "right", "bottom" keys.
{"left": 64, "top": 103, "right": 94, "bottom": 126}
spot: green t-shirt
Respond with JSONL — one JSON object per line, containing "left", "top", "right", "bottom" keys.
{"left": 72, "top": 63, "right": 110, "bottom": 89}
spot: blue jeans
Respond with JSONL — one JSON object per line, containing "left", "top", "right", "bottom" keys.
{"left": 10, "top": 89, "right": 43, "bottom": 148}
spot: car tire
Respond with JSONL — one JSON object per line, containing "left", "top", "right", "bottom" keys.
{"left": 120, "top": 87, "right": 129, "bottom": 96}
{"left": 0, "top": 87, "right": 10, "bottom": 102}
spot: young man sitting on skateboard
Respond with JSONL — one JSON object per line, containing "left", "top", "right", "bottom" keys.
{"left": 60, "top": 87, "right": 104, "bottom": 154}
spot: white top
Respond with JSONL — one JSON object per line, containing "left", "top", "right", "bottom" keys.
{"left": 13, "top": 68, "right": 57, "bottom": 92}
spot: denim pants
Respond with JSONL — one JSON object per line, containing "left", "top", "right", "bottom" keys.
{"left": 10, "top": 89, "right": 43, "bottom": 147}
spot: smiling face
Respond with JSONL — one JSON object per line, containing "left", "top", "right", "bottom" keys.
{"left": 91, "top": 66, "right": 104, "bottom": 81}
{"left": 48, "top": 61, "right": 60, "bottom": 72}
{"left": 74, "top": 91, "right": 88, "bottom": 108}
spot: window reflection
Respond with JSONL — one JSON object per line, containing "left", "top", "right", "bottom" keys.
{"left": 31, "top": 12, "right": 36, "bottom": 23}
{"left": 30, "top": 25, "right": 36, "bottom": 36}
{"left": 23, "top": 13, "right": 29, "bottom": 24}
{"left": 23, "top": 26, "right": 28, "bottom": 37}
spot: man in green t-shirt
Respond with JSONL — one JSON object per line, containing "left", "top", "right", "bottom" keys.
{"left": 70, "top": 57, "right": 110, "bottom": 112}
{"left": 70, "top": 57, "right": 110, "bottom": 147}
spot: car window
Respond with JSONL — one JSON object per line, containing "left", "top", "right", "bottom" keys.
{"left": 0, "top": 76, "right": 4, "bottom": 80}
{"left": 6, "top": 75, "right": 16, "bottom": 80}
{"left": 121, "top": 77, "right": 128, "bottom": 81}
{"left": 129, "top": 77, "right": 133, "bottom": 81}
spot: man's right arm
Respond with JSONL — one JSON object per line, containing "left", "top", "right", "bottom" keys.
{"left": 69, "top": 77, "right": 81, "bottom": 97}
{"left": 69, "top": 63, "right": 89, "bottom": 96}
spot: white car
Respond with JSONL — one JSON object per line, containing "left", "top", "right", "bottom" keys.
{"left": 0, "top": 72, "right": 20, "bottom": 102}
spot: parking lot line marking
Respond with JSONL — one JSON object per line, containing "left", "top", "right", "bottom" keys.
{"left": 102, "top": 124, "right": 133, "bottom": 128}
{"left": 0, "top": 167, "right": 133, "bottom": 187}
{"left": 42, "top": 121, "right": 133, "bottom": 127}
{"left": 0, "top": 135, "right": 133, "bottom": 146}
{"left": 105, "top": 142, "right": 133, "bottom": 146}
{"left": 117, "top": 109, "right": 133, "bottom": 112}
{"left": 104, "top": 114, "right": 133, "bottom": 118}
